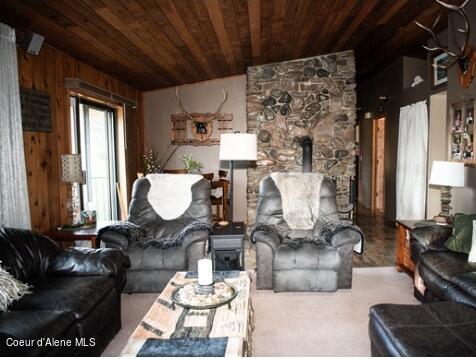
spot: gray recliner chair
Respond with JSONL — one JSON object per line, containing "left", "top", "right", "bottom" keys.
{"left": 100, "top": 176, "right": 213, "bottom": 293}
{"left": 252, "top": 175, "right": 361, "bottom": 292}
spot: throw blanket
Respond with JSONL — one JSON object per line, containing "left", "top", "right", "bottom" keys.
{"left": 146, "top": 174, "right": 202, "bottom": 220}
{"left": 133, "top": 222, "right": 213, "bottom": 249}
{"left": 270, "top": 172, "right": 324, "bottom": 230}
{"left": 97, "top": 221, "right": 212, "bottom": 249}
{"left": 250, "top": 221, "right": 365, "bottom": 254}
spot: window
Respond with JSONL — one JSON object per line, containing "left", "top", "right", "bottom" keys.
{"left": 70, "top": 96, "right": 118, "bottom": 221}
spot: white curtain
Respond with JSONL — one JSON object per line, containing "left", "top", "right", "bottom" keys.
{"left": 396, "top": 100, "right": 428, "bottom": 220}
{"left": 0, "top": 24, "right": 31, "bottom": 229}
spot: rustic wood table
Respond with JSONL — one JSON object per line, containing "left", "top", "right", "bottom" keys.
{"left": 45, "top": 220, "right": 120, "bottom": 249}
{"left": 121, "top": 271, "right": 253, "bottom": 357}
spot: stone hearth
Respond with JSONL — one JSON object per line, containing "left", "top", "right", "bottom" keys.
{"left": 246, "top": 50, "right": 356, "bottom": 224}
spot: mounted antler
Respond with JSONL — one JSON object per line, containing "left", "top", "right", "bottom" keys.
{"left": 211, "top": 89, "right": 228, "bottom": 120}
{"left": 415, "top": 0, "right": 470, "bottom": 69}
{"left": 175, "top": 87, "right": 195, "bottom": 122}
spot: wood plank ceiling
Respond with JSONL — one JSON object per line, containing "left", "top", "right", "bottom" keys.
{"left": 0, "top": 0, "right": 451, "bottom": 91}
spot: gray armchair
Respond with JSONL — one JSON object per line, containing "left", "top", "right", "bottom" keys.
{"left": 100, "top": 177, "right": 213, "bottom": 292}
{"left": 252, "top": 175, "right": 361, "bottom": 292}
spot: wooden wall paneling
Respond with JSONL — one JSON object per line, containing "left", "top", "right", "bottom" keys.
{"left": 217, "top": 0, "right": 245, "bottom": 72}
{"left": 112, "top": 0, "right": 206, "bottom": 82}
{"left": 185, "top": 0, "right": 229, "bottom": 78}
{"left": 17, "top": 43, "right": 143, "bottom": 232}
{"left": 79, "top": 0, "right": 177, "bottom": 84}
{"left": 247, "top": 0, "right": 261, "bottom": 65}
{"left": 231, "top": 0, "right": 252, "bottom": 68}
{"left": 259, "top": 0, "right": 274, "bottom": 64}
{"left": 155, "top": 0, "right": 217, "bottom": 79}
{"left": 203, "top": 0, "right": 238, "bottom": 74}
{"left": 290, "top": 1, "right": 326, "bottom": 59}
{"left": 1, "top": 0, "right": 452, "bottom": 90}
{"left": 269, "top": 0, "right": 288, "bottom": 64}
{"left": 276, "top": 0, "right": 299, "bottom": 61}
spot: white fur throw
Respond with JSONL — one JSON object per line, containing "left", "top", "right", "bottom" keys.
{"left": 469, "top": 220, "right": 476, "bottom": 263}
{"left": 0, "top": 262, "right": 31, "bottom": 312}
{"left": 270, "top": 172, "right": 324, "bottom": 230}
{"left": 146, "top": 174, "right": 203, "bottom": 220}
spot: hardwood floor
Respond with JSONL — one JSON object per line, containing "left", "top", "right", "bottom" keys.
{"left": 353, "top": 205, "right": 396, "bottom": 267}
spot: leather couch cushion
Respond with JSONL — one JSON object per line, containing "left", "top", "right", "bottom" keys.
{"left": 420, "top": 251, "right": 476, "bottom": 281}
{"left": 126, "top": 246, "right": 186, "bottom": 271}
{"left": 369, "top": 302, "right": 476, "bottom": 356}
{"left": 0, "top": 310, "right": 77, "bottom": 356}
{"left": 11, "top": 276, "right": 114, "bottom": 320}
{"left": 0, "top": 228, "right": 60, "bottom": 284}
{"left": 274, "top": 243, "right": 341, "bottom": 271}
{"left": 451, "top": 272, "right": 476, "bottom": 300}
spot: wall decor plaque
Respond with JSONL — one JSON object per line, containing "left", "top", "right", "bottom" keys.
{"left": 20, "top": 87, "right": 51, "bottom": 132}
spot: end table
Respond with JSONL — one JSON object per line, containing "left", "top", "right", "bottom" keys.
{"left": 210, "top": 222, "right": 245, "bottom": 271}
{"left": 45, "top": 220, "right": 120, "bottom": 249}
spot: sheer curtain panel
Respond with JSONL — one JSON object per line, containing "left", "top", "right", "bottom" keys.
{"left": 396, "top": 100, "right": 428, "bottom": 220}
{"left": 0, "top": 23, "right": 31, "bottom": 229}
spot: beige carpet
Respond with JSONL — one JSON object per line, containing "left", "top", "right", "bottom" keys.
{"left": 103, "top": 267, "right": 418, "bottom": 357}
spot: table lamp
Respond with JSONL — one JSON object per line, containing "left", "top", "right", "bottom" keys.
{"left": 219, "top": 133, "right": 257, "bottom": 224}
{"left": 61, "top": 154, "right": 85, "bottom": 226}
{"left": 429, "top": 160, "right": 465, "bottom": 224}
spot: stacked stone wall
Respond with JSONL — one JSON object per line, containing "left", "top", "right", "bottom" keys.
{"left": 246, "top": 50, "right": 356, "bottom": 224}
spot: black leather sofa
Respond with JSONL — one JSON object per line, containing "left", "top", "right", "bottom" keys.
{"left": 411, "top": 225, "right": 476, "bottom": 307}
{"left": 0, "top": 227, "right": 130, "bottom": 356}
{"left": 368, "top": 225, "right": 476, "bottom": 356}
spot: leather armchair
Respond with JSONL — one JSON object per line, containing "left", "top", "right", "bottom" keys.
{"left": 253, "top": 175, "right": 359, "bottom": 292}
{"left": 0, "top": 227, "right": 129, "bottom": 356}
{"left": 101, "top": 177, "right": 213, "bottom": 293}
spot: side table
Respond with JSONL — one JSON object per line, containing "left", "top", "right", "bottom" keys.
{"left": 210, "top": 222, "right": 245, "bottom": 270}
{"left": 45, "top": 220, "right": 120, "bottom": 249}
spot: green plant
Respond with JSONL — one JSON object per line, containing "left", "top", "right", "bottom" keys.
{"left": 142, "top": 149, "right": 160, "bottom": 174}
{"left": 181, "top": 154, "right": 203, "bottom": 173}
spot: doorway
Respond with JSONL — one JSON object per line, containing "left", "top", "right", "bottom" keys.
{"left": 70, "top": 97, "right": 118, "bottom": 221}
{"left": 371, "top": 117, "right": 385, "bottom": 213}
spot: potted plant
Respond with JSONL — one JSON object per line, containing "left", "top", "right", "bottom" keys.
{"left": 181, "top": 154, "right": 203, "bottom": 173}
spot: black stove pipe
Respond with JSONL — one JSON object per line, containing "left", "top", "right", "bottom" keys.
{"left": 294, "top": 136, "right": 313, "bottom": 172}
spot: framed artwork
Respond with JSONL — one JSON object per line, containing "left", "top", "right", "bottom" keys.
{"left": 432, "top": 52, "right": 448, "bottom": 88}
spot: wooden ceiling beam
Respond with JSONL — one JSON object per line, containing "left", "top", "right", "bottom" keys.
{"left": 291, "top": 0, "right": 326, "bottom": 59}
{"left": 232, "top": 0, "right": 252, "bottom": 69}
{"left": 156, "top": 0, "right": 217, "bottom": 79}
{"left": 219, "top": 0, "right": 245, "bottom": 73}
{"left": 377, "top": 0, "right": 409, "bottom": 25}
{"left": 183, "top": 0, "right": 229, "bottom": 78}
{"left": 203, "top": 0, "right": 238, "bottom": 74}
{"left": 247, "top": 0, "right": 261, "bottom": 65}
{"left": 91, "top": 0, "right": 190, "bottom": 84}
{"left": 358, "top": 3, "right": 446, "bottom": 80}
{"left": 332, "top": 0, "right": 379, "bottom": 51}
{"left": 269, "top": 0, "right": 287, "bottom": 64}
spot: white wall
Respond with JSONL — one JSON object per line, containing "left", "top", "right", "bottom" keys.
{"left": 143, "top": 75, "right": 248, "bottom": 221}
{"left": 427, "top": 92, "right": 447, "bottom": 218}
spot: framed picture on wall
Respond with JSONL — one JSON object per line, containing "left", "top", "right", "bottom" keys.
{"left": 431, "top": 52, "right": 448, "bottom": 88}
{"left": 449, "top": 100, "right": 475, "bottom": 166}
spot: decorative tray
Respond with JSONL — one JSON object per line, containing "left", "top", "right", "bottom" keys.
{"left": 171, "top": 281, "right": 237, "bottom": 310}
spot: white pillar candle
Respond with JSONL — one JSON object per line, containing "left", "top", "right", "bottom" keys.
{"left": 197, "top": 259, "right": 213, "bottom": 285}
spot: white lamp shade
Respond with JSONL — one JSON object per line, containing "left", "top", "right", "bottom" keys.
{"left": 219, "top": 133, "right": 257, "bottom": 161}
{"left": 429, "top": 161, "right": 465, "bottom": 187}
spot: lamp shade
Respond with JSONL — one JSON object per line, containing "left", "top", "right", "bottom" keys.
{"left": 429, "top": 161, "right": 465, "bottom": 187}
{"left": 61, "top": 154, "right": 85, "bottom": 183}
{"left": 219, "top": 133, "right": 257, "bottom": 161}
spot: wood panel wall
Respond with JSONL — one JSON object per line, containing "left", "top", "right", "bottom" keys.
{"left": 17, "top": 44, "right": 144, "bottom": 232}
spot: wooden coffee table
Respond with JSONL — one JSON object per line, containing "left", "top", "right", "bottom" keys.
{"left": 121, "top": 271, "right": 253, "bottom": 357}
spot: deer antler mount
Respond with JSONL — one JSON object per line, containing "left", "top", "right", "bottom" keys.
{"left": 415, "top": 0, "right": 475, "bottom": 88}
{"left": 174, "top": 88, "right": 230, "bottom": 144}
